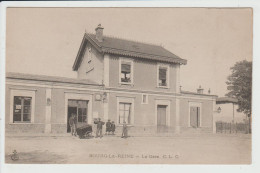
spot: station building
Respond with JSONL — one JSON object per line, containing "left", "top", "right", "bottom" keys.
{"left": 5, "top": 24, "right": 217, "bottom": 134}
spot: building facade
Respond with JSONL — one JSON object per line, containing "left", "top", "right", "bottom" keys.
{"left": 5, "top": 24, "right": 217, "bottom": 134}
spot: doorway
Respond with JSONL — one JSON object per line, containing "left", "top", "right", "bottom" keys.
{"left": 67, "top": 99, "right": 88, "bottom": 133}
{"left": 190, "top": 106, "right": 200, "bottom": 128}
{"left": 157, "top": 105, "right": 168, "bottom": 132}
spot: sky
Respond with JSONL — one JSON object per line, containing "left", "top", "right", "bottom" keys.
{"left": 6, "top": 8, "right": 252, "bottom": 97}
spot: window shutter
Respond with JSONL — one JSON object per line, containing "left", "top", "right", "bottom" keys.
{"left": 159, "top": 68, "right": 167, "bottom": 80}
{"left": 121, "top": 64, "right": 131, "bottom": 73}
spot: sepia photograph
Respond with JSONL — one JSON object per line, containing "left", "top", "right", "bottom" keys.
{"left": 2, "top": 6, "right": 253, "bottom": 165}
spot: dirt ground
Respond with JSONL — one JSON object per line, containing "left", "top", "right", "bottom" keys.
{"left": 5, "top": 133, "right": 251, "bottom": 164}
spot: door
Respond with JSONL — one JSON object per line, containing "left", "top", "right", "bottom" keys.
{"left": 67, "top": 100, "right": 88, "bottom": 133}
{"left": 190, "top": 106, "right": 200, "bottom": 128}
{"left": 157, "top": 105, "right": 167, "bottom": 132}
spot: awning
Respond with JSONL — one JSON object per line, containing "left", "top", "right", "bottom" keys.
{"left": 216, "top": 97, "right": 238, "bottom": 104}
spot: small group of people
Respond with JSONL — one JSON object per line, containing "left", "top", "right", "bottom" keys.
{"left": 105, "top": 119, "right": 116, "bottom": 135}
{"left": 69, "top": 114, "right": 128, "bottom": 139}
{"left": 94, "top": 118, "right": 128, "bottom": 138}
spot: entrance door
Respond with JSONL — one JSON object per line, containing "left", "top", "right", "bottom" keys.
{"left": 157, "top": 105, "right": 167, "bottom": 132}
{"left": 67, "top": 100, "right": 88, "bottom": 133}
{"left": 190, "top": 106, "right": 200, "bottom": 128}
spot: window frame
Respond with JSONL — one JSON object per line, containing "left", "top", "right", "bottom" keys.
{"left": 118, "top": 102, "right": 132, "bottom": 124}
{"left": 116, "top": 96, "right": 135, "bottom": 125}
{"left": 119, "top": 58, "right": 134, "bottom": 85}
{"left": 157, "top": 63, "right": 170, "bottom": 88}
{"left": 10, "top": 89, "right": 36, "bottom": 124}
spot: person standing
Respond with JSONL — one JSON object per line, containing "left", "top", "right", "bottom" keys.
{"left": 94, "top": 118, "right": 105, "bottom": 138}
{"left": 69, "top": 113, "right": 77, "bottom": 136}
{"left": 121, "top": 121, "right": 128, "bottom": 138}
{"left": 106, "top": 119, "right": 112, "bottom": 135}
{"left": 111, "top": 121, "right": 116, "bottom": 135}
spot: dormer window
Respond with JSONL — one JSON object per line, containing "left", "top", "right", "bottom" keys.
{"left": 119, "top": 58, "right": 133, "bottom": 85}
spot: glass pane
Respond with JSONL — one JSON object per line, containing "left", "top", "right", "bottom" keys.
{"left": 78, "top": 115, "right": 83, "bottom": 122}
{"left": 125, "top": 110, "right": 130, "bottom": 123}
{"left": 23, "top": 106, "right": 31, "bottom": 114}
{"left": 23, "top": 97, "right": 32, "bottom": 105}
{"left": 125, "top": 104, "right": 130, "bottom": 111}
{"left": 83, "top": 115, "right": 87, "bottom": 123}
{"left": 119, "top": 110, "right": 124, "bottom": 116}
{"left": 120, "top": 73, "right": 125, "bottom": 79}
{"left": 68, "top": 100, "right": 78, "bottom": 107}
{"left": 78, "top": 108, "right": 82, "bottom": 115}
{"left": 82, "top": 108, "right": 87, "bottom": 115}
{"left": 14, "top": 96, "right": 22, "bottom": 105}
{"left": 14, "top": 113, "right": 21, "bottom": 122}
{"left": 119, "top": 116, "right": 125, "bottom": 124}
{"left": 23, "top": 114, "right": 31, "bottom": 122}
{"left": 119, "top": 103, "right": 124, "bottom": 110}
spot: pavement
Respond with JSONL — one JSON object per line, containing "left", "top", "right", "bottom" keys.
{"left": 5, "top": 133, "right": 251, "bottom": 164}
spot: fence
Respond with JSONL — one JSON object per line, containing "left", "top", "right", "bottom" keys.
{"left": 216, "top": 121, "right": 249, "bottom": 134}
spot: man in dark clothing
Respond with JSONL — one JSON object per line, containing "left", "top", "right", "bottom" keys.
{"left": 69, "top": 113, "right": 77, "bottom": 136}
{"left": 111, "top": 121, "right": 116, "bottom": 135}
{"left": 94, "top": 118, "right": 105, "bottom": 138}
{"left": 106, "top": 119, "right": 111, "bottom": 135}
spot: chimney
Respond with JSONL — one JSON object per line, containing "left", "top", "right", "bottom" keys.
{"left": 95, "top": 24, "right": 104, "bottom": 42}
{"left": 197, "top": 85, "right": 204, "bottom": 94}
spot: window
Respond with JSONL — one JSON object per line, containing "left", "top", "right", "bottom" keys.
{"left": 119, "top": 102, "right": 131, "bottom": 124}
{"left": 13, "top": 96, "right": 32, "bottom": 123}
{"left": 157, "top": 64, "right": 169, "bottom": 88}
{"left": 121, "top": 62, "right": 131, "bottom": 83}
{"left": 159, "top": 67, "right": 167, "bottom": 86}
{"left": 141, "top": 94, "right": 148, "bottom": 104}
{"left": 119, "top": 58, "right": 133, "bottom": 84}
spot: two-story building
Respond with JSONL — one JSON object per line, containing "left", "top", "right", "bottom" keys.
{"left": 5, "top": 24, "right": 217, "bottom": 135}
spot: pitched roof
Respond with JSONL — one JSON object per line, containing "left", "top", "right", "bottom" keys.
{"left": 6, "top": 72, "right": 100, "bottom": 86}
{"left": 73, "top": 33, "right": 187, "bottom": 71}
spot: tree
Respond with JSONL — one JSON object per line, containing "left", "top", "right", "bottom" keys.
{"left": 226, "top": 60, "right": 252, "bottom": 133}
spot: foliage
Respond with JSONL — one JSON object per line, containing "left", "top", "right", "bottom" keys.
{"left": 226, "top": 60, "right": 252, "bottom": 117}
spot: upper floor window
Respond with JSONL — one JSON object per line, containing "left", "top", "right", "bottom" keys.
{"left": 119, "top": 58, "right": 133, "bottom": 84}
{"left": 157, "top": 64, "right": 169, "bottom": 88}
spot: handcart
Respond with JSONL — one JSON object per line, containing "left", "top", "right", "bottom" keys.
{"left": 76, "top": 124, "right": 93, "bottom": 139}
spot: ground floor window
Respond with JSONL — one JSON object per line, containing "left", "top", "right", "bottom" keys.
{"left": 13, "top": 96, "right": 32, "bottom": 123}
{"left": 119, "top": 102, "right": 131, "bottom": 124}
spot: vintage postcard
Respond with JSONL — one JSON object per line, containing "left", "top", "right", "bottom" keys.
{"left": 1, "top": 6, "right": 253, "bottom": 167}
